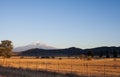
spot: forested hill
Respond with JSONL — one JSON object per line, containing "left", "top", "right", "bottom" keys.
{"left": 17, "top": 46, "right": 120, "bottom": 57}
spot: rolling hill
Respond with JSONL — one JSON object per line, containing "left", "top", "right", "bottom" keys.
{"left": 17, "top": 46, "right": 120, "bottom": 57}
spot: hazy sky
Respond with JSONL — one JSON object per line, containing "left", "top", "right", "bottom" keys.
{"left": 0, "top": 0, "right": 120, "bottom": 48}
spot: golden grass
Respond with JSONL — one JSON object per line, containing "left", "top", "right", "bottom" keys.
{"left": 0, "top": 58, "right": 120, "bottom": 77}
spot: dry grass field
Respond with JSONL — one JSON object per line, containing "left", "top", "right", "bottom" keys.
{"left": 0, "top": 57, "right": 120, "bottom": 77}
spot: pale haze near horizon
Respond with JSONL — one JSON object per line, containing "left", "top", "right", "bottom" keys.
{"left": 0, "top": 0, "right": 120, "bottom": 49}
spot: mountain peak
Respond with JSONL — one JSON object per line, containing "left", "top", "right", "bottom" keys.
{"left": 31, "top": 41, "right": 46, "bottom": 46}
{"left": 13, "top": 41, "right": 55, "bottom": 52}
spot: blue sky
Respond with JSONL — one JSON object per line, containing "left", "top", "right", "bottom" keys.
{"left": 0, "top": 0, "right": 120, "bottom": 48}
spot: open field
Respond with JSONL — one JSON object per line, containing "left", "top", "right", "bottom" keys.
{"left": 0, "top": 58, "right": 120, "bottom": 77}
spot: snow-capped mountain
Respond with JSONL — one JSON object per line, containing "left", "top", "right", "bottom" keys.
{"left": 13, "top": 41, "right": 55, "bottom": 52}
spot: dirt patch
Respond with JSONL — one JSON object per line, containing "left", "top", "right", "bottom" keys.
{"left": 0, "top": 66, "right": 81, "bottom": 77}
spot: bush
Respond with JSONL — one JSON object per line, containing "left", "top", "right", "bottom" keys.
{"left": 41, "top": 56, "right": 45, "bottom": 58}
{"left": 51, "top": 56, "right": 55, "bottom": 59}
{"left": 59, "top": 58, "right": 62, "bottom": 60}
{"left": 4, "top": 54, "right": 11, "bottom": 58}
{"left": 67, "top": 56, "right": 71, "bottom": 59}
{"left": 75, "top": 56, "right": 78, "bottom": 59}
{"left": 79, "top": 54, "right": 85, "bottom": 59}
{"left": 46, "top": 56, "right": 50, "bottom": 58}
{"left": 36, "top": 56, "right": 39, "bottom": 59}
{"left": 20, "top": 56, "right": 24, "bottom": 59}
{"left": 41, "top": 56, "right": 50, "bottom": 59}
{"left": 87, "top": 56, "right": 92, "bottom": 60}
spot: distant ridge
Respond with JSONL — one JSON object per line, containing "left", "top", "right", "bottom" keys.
{"left": 19, "top": 47, "right": 84, "bottom": 56}
{"left": 18, "top": 46, "right": 120, "bottom": 57}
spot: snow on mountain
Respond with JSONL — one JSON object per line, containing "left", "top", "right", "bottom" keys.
{"left": 13, "top": 41, "right": 55, "bottom": 52}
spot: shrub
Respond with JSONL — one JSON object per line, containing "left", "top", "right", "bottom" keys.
{"left": 87, "top": 56, "right": 92, "bottom": 60}
{"left": 41, "top": 56, "right": 50, "bottom": 59}
{"left": 51, "top": 56, "right": 55, "bottom": 59}
{"left": 79, "top": 54, "right": 85, "bottom": 59}
{"left": 41, "top": 56, "right": 45, "bottom": 58}
{"left": 67, "top": 56, "right": 71, "bottom": 59}
{"left": 20, "top": 56, "right": 24, "bottom": 59}
{"left": 36, "top": 56, "right": 39, "bottom": 59}
{"left": 46, "top": 56, "right": 50, "bottom": 58}
{"left": 59, "top": 58, "right": 62, "bottom": 60}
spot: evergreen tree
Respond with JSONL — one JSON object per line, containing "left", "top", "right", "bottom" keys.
{"left": 106, "top": 51, "right": 110, "bottom": 58}
{"left": 87, "top": 50, "right": 93, "bottom": 57}
{"left": 99, "top": 51, "right": 103, "bottom": 58}
{"left": 87, "top": 50, "right": 93, "bottom": 60}
{"left": 113, "top": 49, "right": 118, "bottom": 58}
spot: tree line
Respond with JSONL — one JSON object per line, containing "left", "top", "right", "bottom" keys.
{"left": 87, "top": 50, "right": 119, "bottom": 59}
